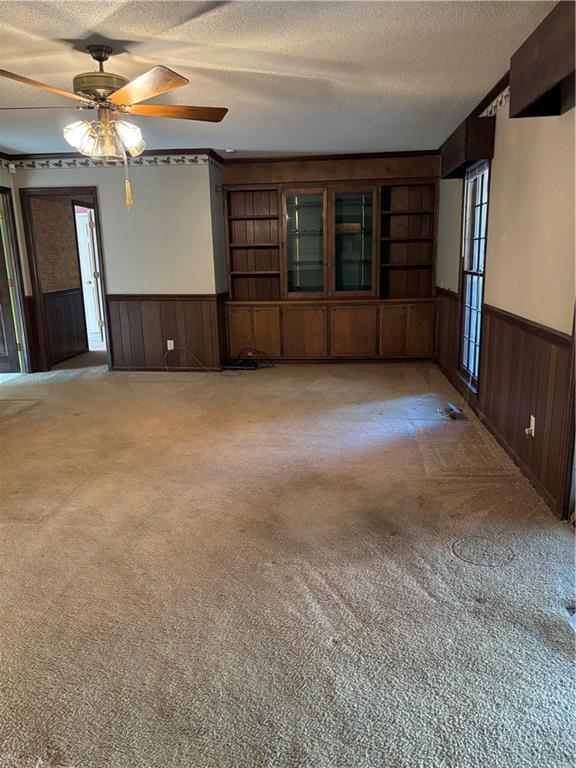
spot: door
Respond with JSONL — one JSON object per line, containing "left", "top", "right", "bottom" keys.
{"left": 0, "top": 214, "right": 19, "bottom": 372}
{"left": 74, "top": 204, "right": 106, "bottom": 349}
{"left": 406, "top": 303, "right": 435, "bottom": 356}
{"left": 281, "top": 306, "right": 327, "bottom": 357}
{"left": 282, "top": 189, "right": 327, "bottom": 298}
{"left": 331, "top": 187, "right": 378, "bottom": 297}
{"left": 330, "top": 305, "right": 378, "bottom": 357}
{"left": 379, "top": 304, "right": 407, "bottom": 356}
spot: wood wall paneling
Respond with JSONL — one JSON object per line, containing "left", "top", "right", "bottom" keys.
{"left": 43, "top": 288, "right": 87, "bottom": 365}
{"left": 108, "top": 295, "right": 222, "bottom": 370}
{"left": 436, "top": 289, "right": 574, "bottom": 518}
{"left": 281, "top": 306, "right": 328, "bottom": 357}
{"left": 330, "top": 305, "right": 378, "bottom": 357}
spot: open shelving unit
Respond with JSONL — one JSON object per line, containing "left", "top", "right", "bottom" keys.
{"left": 226, "top": 189, "right": 281, "bottom": 300}
{"left": 380, "top": 183, "right": 436, "bottom": 299}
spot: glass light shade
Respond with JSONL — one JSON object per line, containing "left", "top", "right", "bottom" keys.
{"left": 63, "top": 120, "right": 91, "bottom": 150}
{"left": 63, "top": 117, "right": 146, "bottom": 160}
{"left": 115, "top": 120, "right": 146, "bottom": 156}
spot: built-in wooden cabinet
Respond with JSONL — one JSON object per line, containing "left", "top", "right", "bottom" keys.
{"left": 330, "top": 305, "right": 378, "bottom": 357}
{"left": 282, "top": 306, "right": 327, "bottom": 357}
{"left": 227, "top": 305, "right": 280, "bottom": 357}
{"left": 224, "top": 163, "right": 438, "bottom": 361}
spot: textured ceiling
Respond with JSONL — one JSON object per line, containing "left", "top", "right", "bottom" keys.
{"left": 0, "top": 1, "right": 553, "bottom": 156}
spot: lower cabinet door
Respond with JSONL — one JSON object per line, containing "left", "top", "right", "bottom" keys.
{"left": 253, "top": 307, "right": 281, "bottom": 357}
{"left": 282, "top": 306, "right": 327, "bottom": 357}
{"left": 379, "top": 304, "right": 407, "bottom": 356}
{"left": 330, "top": 305, "right": 377, "bottom": 357}
{"left": 227, "top": 307, "right": 253, "bottom": 356}
{"left": 406, "top": 303, "right": 435, "bottom": 356}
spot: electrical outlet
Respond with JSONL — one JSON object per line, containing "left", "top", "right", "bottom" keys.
{"left": 166, "top": 339, "right": 174, "bottom": 351}
{"left": 525, "top": 414, "right": 536, "bottom": 438}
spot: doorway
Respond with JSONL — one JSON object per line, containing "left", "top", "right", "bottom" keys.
{"left": 73, "top": 203, "right": 106, "bottom": 352}
{"left": 19, "top": 187, "right": 109, "bottom": 371}
{"left": 0, "top": 187, "right": 25, "bottom": 374}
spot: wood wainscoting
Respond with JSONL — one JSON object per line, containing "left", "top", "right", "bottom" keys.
{"left": 107, "top": 294, "right": 226, "bottom": 371}
{"left": 436, "top": 288, "right": 574, "bottom": 518}
{"left": 43, "top": 288, "right": 87, "bottom": 365}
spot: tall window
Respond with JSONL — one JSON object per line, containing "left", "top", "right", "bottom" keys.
{"left": 460, "top": 161, "right": 489, "bottom": 385}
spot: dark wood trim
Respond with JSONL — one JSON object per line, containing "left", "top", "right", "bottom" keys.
{"left": 19, "top": 186, "right": 110, "bottom": 371}
{"left": 221, "top": 157, "right": 441, "bottom": 186}
{"left": 435, "top": 287, "right": 458, "bottom": 300}
{"left": 221, "top": 150, "right": 441, "bottom": 165}
{"left": 484, "top": 304, "right": 572, "bottom": 348}
{"left": 0, "top": 186, "right": 28, "bottom": 371}
{"left": 509, "top": 1, "right": 575, "bottom": 118}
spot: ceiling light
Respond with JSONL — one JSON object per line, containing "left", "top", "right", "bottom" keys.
{"left": 63, "top": 109, "right": 146, "bottom": 206}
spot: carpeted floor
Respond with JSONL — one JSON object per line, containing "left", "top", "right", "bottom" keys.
{"left": 0, "top": 359, "right": 573, "bottom": 768}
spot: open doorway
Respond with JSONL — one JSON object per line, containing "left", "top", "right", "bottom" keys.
{"left": 0, "top": 187, "right": 26, "bottom": 376}
{"left": 73, "top": 203, "right": 106, "bottom": 352}
{"left": 19, "top": 187, "right": 109, "bottom": 371}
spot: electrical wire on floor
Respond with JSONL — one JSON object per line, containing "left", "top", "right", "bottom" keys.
{"left": 163, "top": 346, "right": 275, "bottom": 374}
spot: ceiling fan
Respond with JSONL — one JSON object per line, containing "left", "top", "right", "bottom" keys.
{"left": 0, "top": 45, "right": 229, "bottom": 205}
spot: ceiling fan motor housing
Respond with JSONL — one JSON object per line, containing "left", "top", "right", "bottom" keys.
{"left": 73, "top": 71, "right": 128, "bottom": 101}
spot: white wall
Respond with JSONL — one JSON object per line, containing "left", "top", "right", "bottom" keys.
{"left": 485, "top": 103, "right": 575, "bottom": 334}
{"left": 10, "top": 159, "right": 220, "bottom": 296}
{"left": 435, "top": 178, "right": 463, "bottom": 292}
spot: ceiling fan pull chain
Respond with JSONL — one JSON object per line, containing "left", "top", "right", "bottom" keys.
{"left": 120, "top": 143, "right": 134, "bottom": 208}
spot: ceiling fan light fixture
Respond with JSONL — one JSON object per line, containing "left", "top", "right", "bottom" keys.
{"left": 63, "top": 119, "right": 91, "bottom": 150}
{"left": 115, "top": 120, "right": 146, "bottom": 157}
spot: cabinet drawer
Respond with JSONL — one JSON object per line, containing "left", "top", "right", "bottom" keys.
{"left": 330, "top": 305, "right": 377, "bottom": 357}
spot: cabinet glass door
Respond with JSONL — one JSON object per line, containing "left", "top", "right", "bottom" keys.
{"left": 285, "top": 192, "right": 324, "bottom": 293}
{"left": 334, "top": 191, "right": 373, "bottom": 292}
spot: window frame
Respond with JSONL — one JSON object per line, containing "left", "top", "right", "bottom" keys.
{"left": 458, "top": 160, "right": 490, "bottom": 390}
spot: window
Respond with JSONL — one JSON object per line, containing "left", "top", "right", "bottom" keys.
{"left": 460, "top": 161, "right": 489, "bottom": 386}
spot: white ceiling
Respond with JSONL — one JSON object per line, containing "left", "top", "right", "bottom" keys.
{"left": 0, "top": 1, "right": 553, "bottom": 157}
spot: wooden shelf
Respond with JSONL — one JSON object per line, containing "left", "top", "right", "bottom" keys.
{"left": 229, "top": 243, "right": 279, "bottom": 249}
{"left": 381, "top": 237, "right": 433, "bottom": 243}
{"left": 381, "top": 209, "right": 434, "bottom": 215}
{"left": 231, "top": 271, "right": 280, "bottom": 276}
{"left": 381, "top": 263, "right": 433, "bottom": 269}
{"left": 228, "top": 215, "right": 278, "bottom": 221}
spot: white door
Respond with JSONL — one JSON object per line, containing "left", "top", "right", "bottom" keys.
{"left": 75, "top": 207, "right": 105, "bottom": 348}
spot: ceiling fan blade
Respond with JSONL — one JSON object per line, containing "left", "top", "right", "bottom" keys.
{"left": 0, "top": 106, "right": 88, "bottom": 110}
{"left": 125, "top": 104, "right": 228, "bottom": 122}
{"left": 108, "top": 66, "right": 188, "bottom": 106}
{"left": 0, "top": 69, "right": 92, "bottom": 103}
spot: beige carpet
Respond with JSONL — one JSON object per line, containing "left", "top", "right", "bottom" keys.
{"left": 0, "top": 359, "right": 573, "bottom": 768}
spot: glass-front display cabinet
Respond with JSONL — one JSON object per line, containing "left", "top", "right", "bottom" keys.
{"left": 333, "top": 189, "right": 376, "bottom": 295}
{"left": 282, "top": 187, "right": 377, "bottom": 298}
{"left": 284, "top": 190, "right": 326, "bottom": 297}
